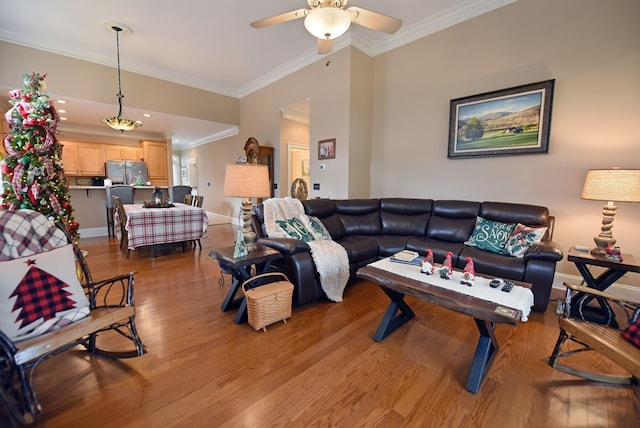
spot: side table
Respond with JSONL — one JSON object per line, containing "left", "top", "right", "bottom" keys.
{"left": 567, "top": 246, "right": 640, "bottom": 327}
{"left": 209, "top": 244, "right": 283, "bottom": 324}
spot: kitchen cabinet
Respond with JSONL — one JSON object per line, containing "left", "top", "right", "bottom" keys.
{"left": 104, "top": 145, "right": 143, "bottom": 161}
{"left": 60, "top": 141, "right": 105, "bottom": 176}
{"left": 142, "top": 140, "right": 169, "bottom": 186}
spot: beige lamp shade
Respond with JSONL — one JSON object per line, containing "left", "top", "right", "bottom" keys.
{"left": 223, "top": 164, "right": 271, "bottom": 198}
{"left": 581, "top": 168, "right": 640, "bottom": 202}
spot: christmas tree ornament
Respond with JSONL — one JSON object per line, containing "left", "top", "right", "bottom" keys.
{"left": 439, "top": 251, "right": 453, "bottom": 279}
{"left": 460, "top": 257, "right": 475, "bottom": 286}
{"left": 421, "top": 248, "right": 435, "bottom": 275}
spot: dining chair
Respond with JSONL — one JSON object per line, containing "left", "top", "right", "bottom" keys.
{"left": 112, "top": 196, "right": 130, "bottom": 258}
{"left": 105, "top": 185, "right": 134, "bottom": 238}
{"left": 191, "top": 195, "right": 204, "bottom": 249}
{"left": 168, "top": 185, "right": 192, "bottom": 204}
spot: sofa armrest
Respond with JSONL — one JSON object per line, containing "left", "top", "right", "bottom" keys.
{"left": 257, "top": 237, "right": 310, "bottom": 256}
{"left": 524, "top": 240, "right": 563, "bottom": 262}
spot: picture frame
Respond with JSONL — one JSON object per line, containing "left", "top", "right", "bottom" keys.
{"left": 318, "top": 138, "right": 336, "bottom": 160}
{"left": 448, "top": 79, "right": 555, "bottom": 159}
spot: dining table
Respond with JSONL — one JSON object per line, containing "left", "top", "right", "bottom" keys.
{"left": 115, "top": 202, "right": 208, "bottom": 252}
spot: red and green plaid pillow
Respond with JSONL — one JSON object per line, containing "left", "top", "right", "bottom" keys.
{"left": 621, "top": 315, "right": 640, "bottom": 348}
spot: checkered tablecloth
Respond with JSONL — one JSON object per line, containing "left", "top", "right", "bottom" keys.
{"left": 116, "top": 203, "right": 208, "bottom": 249}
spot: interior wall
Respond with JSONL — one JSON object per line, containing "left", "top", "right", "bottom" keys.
{"left": 370, "top": 0, "right": 640, "bottom": 284}
{"left": 347, "top": 48, "right": 373, "bottom": 198}
{"left": 0, "top": 41, "right": 239, "bottom": 124}
{"left": 239, "top": 47, "right": 353, "bottom": 200}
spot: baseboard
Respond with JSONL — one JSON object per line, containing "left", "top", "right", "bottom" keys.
{"left": 78, "top": 227, "right": 108, "bottom": 238}
{"left": 553, "top": 272, "right": 640, "bottom": 300}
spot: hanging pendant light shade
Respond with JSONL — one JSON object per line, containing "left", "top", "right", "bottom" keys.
{"left": 100, "top": 24, "right": 141, "bottom": 132}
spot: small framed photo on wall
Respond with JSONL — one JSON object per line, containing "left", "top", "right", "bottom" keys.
{"left": 318, "top": 138, "right": 336, "bottom": 160}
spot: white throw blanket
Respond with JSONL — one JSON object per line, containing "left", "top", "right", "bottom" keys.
{"left": 263, "top": 197, "right": 350, "bottom": 302}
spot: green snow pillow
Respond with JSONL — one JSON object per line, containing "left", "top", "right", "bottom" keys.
{"left": 464, "top": 217, "right": 516, "bottom": 254}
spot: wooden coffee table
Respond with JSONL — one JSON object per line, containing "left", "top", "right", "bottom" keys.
{"left": 357, "top": 263, "right": 530, "bottom": 394}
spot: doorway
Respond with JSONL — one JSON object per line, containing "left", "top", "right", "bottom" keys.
{"left": 288, "top": 144, "right": 310, "bottom": 198}
{"left": 280, "top": 99, "right": 310, "bottom": 198}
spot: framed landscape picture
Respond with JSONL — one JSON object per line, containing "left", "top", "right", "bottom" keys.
{"left": 448, "top": 79, "right": 555, "bottom": 158}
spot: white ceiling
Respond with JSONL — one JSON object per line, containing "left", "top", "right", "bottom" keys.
{"left": 0, "top": 0, "right": 516, "bottom": 148}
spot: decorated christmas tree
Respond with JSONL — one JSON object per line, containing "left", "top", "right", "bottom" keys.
{"left": 1, "top": 73, "right": 79, "bottom": 240}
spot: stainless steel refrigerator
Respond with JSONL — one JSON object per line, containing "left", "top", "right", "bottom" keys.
{"left": 105, "top": 160, "right": 148, "bottom": 185}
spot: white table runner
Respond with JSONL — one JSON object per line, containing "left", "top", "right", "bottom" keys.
{"left": 370, "top": 258, "right": 534, "bottom": 321}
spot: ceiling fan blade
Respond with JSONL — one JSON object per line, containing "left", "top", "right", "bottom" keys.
{"left": 347, "top": 7, "right": 402, "bottom": 34}
{"left": 250, "top": 8, "right": 308, "bottom": 29}
{"left": 318, "top": 38, "right": 333, "bottom": 54}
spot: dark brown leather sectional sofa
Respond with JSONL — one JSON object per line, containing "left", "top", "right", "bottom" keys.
{"left": 254, "top": 198, "right": 563, "bottom": 312}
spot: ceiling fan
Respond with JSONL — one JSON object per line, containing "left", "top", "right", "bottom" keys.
{"left": 250, "top": 0, "right": 402, "bottom": 54}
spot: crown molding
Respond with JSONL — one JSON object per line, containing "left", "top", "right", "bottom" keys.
{"left": 174, "top": 126, "right": 239, "bottom": 150}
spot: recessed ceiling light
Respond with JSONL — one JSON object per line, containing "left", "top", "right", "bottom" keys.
{"left": 57, "top": 100, "right": 67, "bottom": 104}
{"left": 58, "top": 109, "right": 67, "bottom": 113}
{"left": 60, "top": 117, "right": 68, "bottom": 121}
{"left": 143, "top": 113, "right": 151, "bottom": 118}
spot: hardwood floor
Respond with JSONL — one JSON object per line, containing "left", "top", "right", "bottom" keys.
{"left": 2, "top": 224, "right": 639, "bottom": 427}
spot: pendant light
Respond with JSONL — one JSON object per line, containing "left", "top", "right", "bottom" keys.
{"left": 100, "top": 24, "right": 141, "bottom": 132}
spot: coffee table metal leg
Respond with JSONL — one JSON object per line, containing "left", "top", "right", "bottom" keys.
{"left": 374, "top": 287, "right": 416, "bottom": 342}
{"left": 466, "top": 319, "right": 499, "bottom": 393}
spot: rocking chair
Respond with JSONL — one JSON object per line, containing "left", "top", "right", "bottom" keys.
{"left": 548, "top": 281, "right": 640, "bottom": 384}
{"left": 0, "top": 210, "right": 145, "bottom": 424}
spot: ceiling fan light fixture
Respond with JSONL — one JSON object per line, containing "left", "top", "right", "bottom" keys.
{"left": 304, "top": 7, "right": 351, "bottom": 40}
{"left": 100, "top": 23, "right": 141, "bottom": 133}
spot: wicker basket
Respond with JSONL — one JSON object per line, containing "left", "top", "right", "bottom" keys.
{"left": 242, "top": 272, "right": 293, "bottom": 332}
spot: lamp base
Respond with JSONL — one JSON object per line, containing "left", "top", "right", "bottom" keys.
{"left": 240, "top": 199, "right": 257, "bottom": 253}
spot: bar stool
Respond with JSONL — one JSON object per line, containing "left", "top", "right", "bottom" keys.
{"left": 105, "top": 185, "right": 134, "bottom": 238}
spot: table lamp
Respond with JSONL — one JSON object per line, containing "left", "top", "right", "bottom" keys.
{"left": 223, "top": 163, "right": 271, "bottom": 256}
{"left": 581, "top": 168, "right": 640, "bottom": 256}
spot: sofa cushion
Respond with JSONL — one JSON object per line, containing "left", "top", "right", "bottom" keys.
{"left": 0, "top": 244, "right": 90, "bottom": 341}
{"left": 405, "top": 237, "right": 466, "bottom": 266}
{"left": 426, "top": 200, "right": 479, "bottom": 243}
{"left": 379, "top": 198, "right": 432, "bottom": 236}
{"left": 503, "top": 223, "right": 548, "bottom": 258}
{"left": 622, "top": 316, "right": 640, "bottom": 348}
{"left": 307, "top": 216, "right": 332, "bottom": 240}
{"left": 464, "top": 217, "right": 516, "bottom": 254}
{"left": 275, "top": 218, "right": 315, "bottom": 242}
{"left": 481, "top": 202, "right": 550, "bottom": 238}
{"left": 373, "top": 235, "right": 414, "bottom": 257}
{"left": 303, "top": 199, "right": 345, "bottom": 239}
{"left": 335, "top": 235, "right": 379, "bottom": 265}
{"left": 335, "top": 199, "right": 382, "bottom": 236}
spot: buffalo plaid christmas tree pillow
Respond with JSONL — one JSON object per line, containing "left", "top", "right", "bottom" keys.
{"left": 621, "top": 312, "right": 640, "bottom": 348}
{"left": 0, "top": 244, "right": 90, "bottom": 341}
